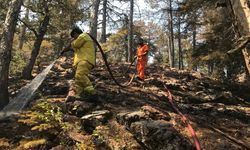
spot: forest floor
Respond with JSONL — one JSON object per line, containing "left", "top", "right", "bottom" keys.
{"left": 0, "top": 56, "right": 250, "bottom": 150}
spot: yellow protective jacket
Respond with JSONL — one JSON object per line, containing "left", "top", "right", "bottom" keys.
{"left": 71, "top": 33, "right": 95, "bottom": 66}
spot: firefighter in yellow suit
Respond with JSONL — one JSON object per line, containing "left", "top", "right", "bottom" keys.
{"left": 62, "top": 27, "right": 96, "bottom": 100}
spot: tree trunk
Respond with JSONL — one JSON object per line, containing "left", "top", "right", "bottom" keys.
{"left": 167, "top": 33, "right": 173, "bottom": 67}
{"left": 167, "top": 15, "right": 173, "bottom": 67}
{"left": 0, "top": 0, "right": 22, "bottom": 109}
{"left": 177, "top": 16, "right": 183, "bottom": 69}
{"left": 229, "top": 0, "right": 250, "bottom": 76}
{"left": 90, "top": 0, "right": 100, "bottom": 39}
{"left": 18, "top": 0, "right": 30, "bottom": 50}
{"left": 123, "top": 14, "right": 129, "bottom": 61}
{"left": 169, "top": 0, "right": 175, "bottom": 68}
{"left": 22, "top": 13, "right": 50, "bottom": 79}
{"left": 192, "top": 23, "right": 197, "bottom": 71}
{"left": 128, "top": 0, "right": 134, "bottom": 62}
{"left": 100, "top": 0, "right": 107, "bottom": 43}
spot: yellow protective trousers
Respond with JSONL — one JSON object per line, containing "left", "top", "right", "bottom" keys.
{"left": 74, "top": 60, "right": 95, "bottom": 98}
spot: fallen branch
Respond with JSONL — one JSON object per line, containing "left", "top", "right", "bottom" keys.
{"left": 227, "top": 35, "right": 250, "bottom": 54}
{"left": 209, "top": 124, "right": 250, "bottom": 149}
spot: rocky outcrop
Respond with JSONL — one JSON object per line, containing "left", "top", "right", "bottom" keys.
{"left": 81, "top": 110, "right": 112, "bottom": 133}
{"left": 130, "top": 120, "right": 194, "bottom": 150}
{"left": 116, "top": 105, "right": 193, "bottom": 150}
{"left": 66, "top": 100, "right": 95, "bottom": 117}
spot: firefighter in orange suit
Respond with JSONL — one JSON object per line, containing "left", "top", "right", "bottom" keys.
{"left": 61, "top": 27, "right": 96, "bottom": 100}
{"left": 136, "top": 39, "right": 149, "bottom": 81}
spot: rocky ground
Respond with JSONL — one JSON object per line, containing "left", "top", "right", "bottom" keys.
{"left": 0, "top": 56, "right": 249, "bottom": 150}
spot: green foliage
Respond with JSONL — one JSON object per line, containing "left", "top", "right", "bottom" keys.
{"left": 17, "top": 100, "right": 75, "bottom": 148}
{"left": 134, "top": 21, "right": 167, "bottom": 63}
{"left": 18, "top": 100, "right": 70, "bottom": 133}
{"left": 102, "top": 23, "right": 158, "bottom": 63}
{"left": 31, "top": 123, "right": 54, "bottom": 131}
{"left": 75, "top": 142, "right": 95, "bottom": 150}
{"left": 18, "top": 138, "right": 46, "bottom": 149}
{"left": 178, "top": 0, "right": 245, "bottom": 80}
{"left": 0, "top": 138, "right": 10, "bottom": 148}
{"left": 36, "top": 40, "right": 55, "bottom": 64}
{"left": 10, "top": 49, "right": 27, "bottom": 76}
{"left": 47, "top": 0, "right": 87, "bottom": 54}
{"left": 0, "top": 0, "right": 8, "bottom": 26}
{"left": 101, "top": 28, "right": 129, "bottom": 62}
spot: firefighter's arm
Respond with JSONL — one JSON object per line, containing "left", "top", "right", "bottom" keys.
{"left": 71, "top": 34, "right": 86, "bottom": 49}
{"left": 139, "top": 45, "right": 149, "bottom": 56}
{"left": 141, "top": 52, "right": 148, "bottom": 56}
{"left": 60, "top": 39, "right": 74, "bottom": 55}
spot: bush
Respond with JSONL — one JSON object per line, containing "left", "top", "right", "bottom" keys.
{"left": 10, "top": 50, "right": 26, "bottom": 77}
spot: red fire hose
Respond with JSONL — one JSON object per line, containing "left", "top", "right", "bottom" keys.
{"left": 164, "top": 85, "right": 201, "bottom": 150}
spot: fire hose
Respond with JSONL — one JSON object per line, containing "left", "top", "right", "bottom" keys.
{"left": 87, "top": 33, "right": 135, "bottom": 87}
{"left": 88, "top": 35, "right": 201, "bottom": 149}
{"left": 66, "top": 34, "right": 201, "bottom": 149}
{"left": 164, "top": 85, "right": 201, "bottom": 150}
{"left": 90, "top": 34, "right": 201, "bottom": 149}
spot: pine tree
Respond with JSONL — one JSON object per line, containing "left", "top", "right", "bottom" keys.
{"left": 0, "top": 0, "right": 23, "bottom": 109}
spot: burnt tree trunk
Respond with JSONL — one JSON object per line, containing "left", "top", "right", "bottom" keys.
{"left": 192, "top": 20, "right": 197, "bottom": 71}
{"left": 128, "top": 0, "right": 134, "bottom": 62}
{"left": 167, "top": 23, "right": 172, "bottom": 67}
{"left": 177, "top": 15, "right": 183, "bottom": 69}
{"left": 22, "top": 13, "right": 50, "bottom": 79}
{"left": 169, "top": 0, "right": 175, "bottom": 68}
{"left": 123, "top": 14, "right": 129, "bottom": 61}
{"left": 229, "top": 0, "right": 250, "bottom": 78}
{"left": 90, "top": 0, "right": 100, "bottom": 39}
{"left": 0, "top": 0, "right": 22, "bottom": 109}
{"left": 100, "top": 0, "right": 107, "bottom": 43}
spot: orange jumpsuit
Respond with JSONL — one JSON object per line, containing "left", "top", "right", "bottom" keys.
{"left": 136, "top": 44, "right": 149, "bottom": 80}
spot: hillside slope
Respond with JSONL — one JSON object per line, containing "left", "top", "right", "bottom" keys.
{"left": 1, "top": 57, "right": 249, "bottom": 150}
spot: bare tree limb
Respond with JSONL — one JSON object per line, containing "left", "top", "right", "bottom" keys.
{"left": 18, "top": 18, "right": 38, "bottom": 37}
{"left": 227, "top": 35, "right": 250, "bottom": 54}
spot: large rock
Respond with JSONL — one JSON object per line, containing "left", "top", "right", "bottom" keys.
{"left": 67, "top": 101, "right": 95, "bottom": 117}
{"left": 81, "top": 110, "right": 112, "bottom": 133}
{"left": 116, "top": 106, "right": 193, "bottom": 150}
{"left": 116, "top": 105, "right": 171, "bottom": 127}
{"left": 63, "top": 114, "right": 79, "bottom": 123}
{"left": 213, "top": 91, "right": 238, "bottom": 104}
{"left": 116, "top": 111, "right": 147, "bottom": 127}
{"left": 130, "top": 120, "right": 194, "bottom": 150}
{"left": 92, "top": 123, "right": 142, "bottom": 150}
{"left": 142, "top": 105, "right": 171, "bottom": 121}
